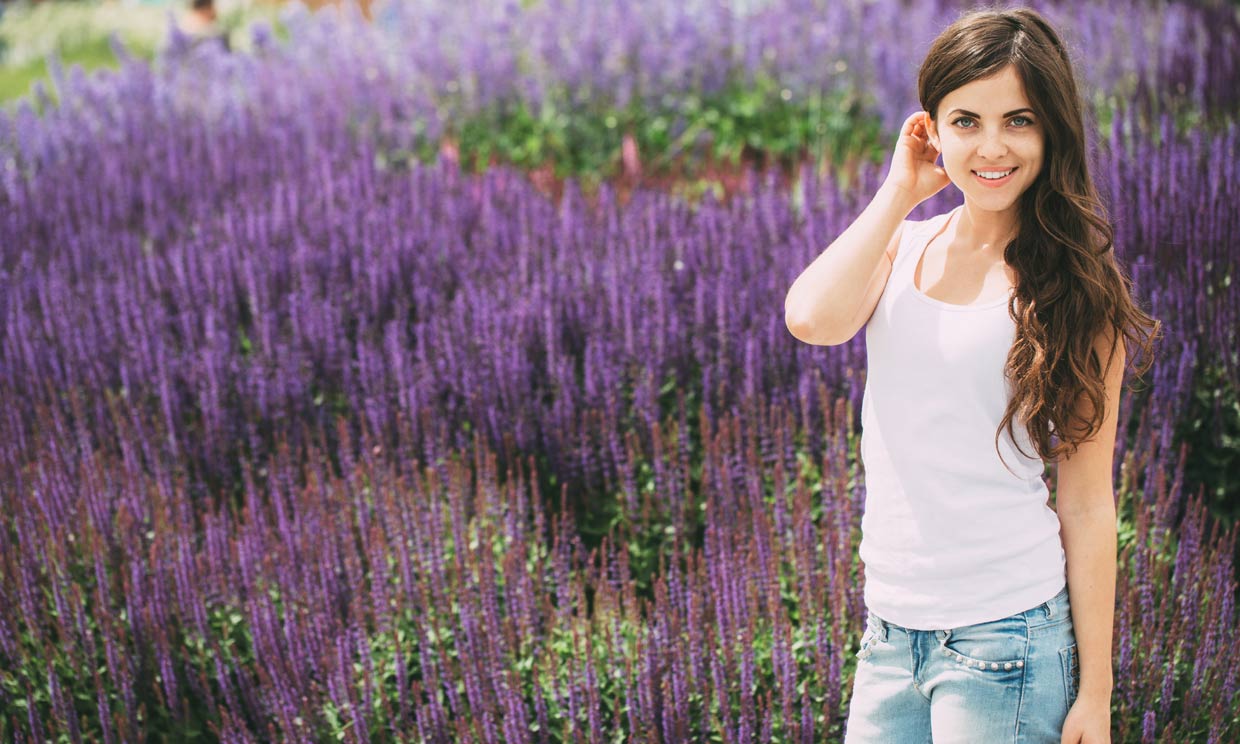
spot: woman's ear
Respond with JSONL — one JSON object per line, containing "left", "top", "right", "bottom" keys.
{"left": 926, "top": 116, "right": 939, "bottom": 150}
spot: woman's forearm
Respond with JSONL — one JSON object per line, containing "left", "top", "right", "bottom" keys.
{"left": 1059, "top": 499, "right": 1118, "bottom": 699}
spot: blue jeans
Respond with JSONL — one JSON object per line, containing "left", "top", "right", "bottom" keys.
{"left": 844, "top": 585, "right": 1079, "bottom": 743}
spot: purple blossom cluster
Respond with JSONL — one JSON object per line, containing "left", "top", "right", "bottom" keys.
{"left": 3, "top": 0, "right": 1238, "bottom": 174}
{"left": 0, "top": 0, "right": 1237, "bottom": 741}
{"left": 279, "top": 0, "right": 1240, "bottom": 135}
{"left": 1, "top": 113, "right": 1237, "bottom": 739}
{"left": 1, "top": 344, "right": 1236, "bottom": 741}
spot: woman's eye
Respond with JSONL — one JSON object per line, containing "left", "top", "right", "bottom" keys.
{"left": 951, "top": 116, "right": 1035, "bottom": 128}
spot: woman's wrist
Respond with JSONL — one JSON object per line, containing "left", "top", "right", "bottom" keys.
{"left": 875, "top": 180, "right": 921, "bottom": 218}
{"left": 1079, "top": 677, "right": 1113, "bottom": 700}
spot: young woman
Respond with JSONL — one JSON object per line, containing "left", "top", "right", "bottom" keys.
{"left": 784, "top": 7, "right": 1160, "bottom": 744}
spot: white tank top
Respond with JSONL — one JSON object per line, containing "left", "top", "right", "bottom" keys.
{"left": 859, "top": 204, "right": 1066, "bottom": 630}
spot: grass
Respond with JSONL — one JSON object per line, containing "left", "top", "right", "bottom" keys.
{"left": 0, "top": 0, "right": 290, "bottom": 106}
{"left": 0, "top": 33, "right": 156, "bottom": 103}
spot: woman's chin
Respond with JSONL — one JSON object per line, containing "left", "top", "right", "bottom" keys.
{"left": 959, "top": 188, "right": 1024, "bottom": 211}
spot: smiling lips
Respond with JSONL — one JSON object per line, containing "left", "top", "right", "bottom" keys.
{"left": 972, "top": 166, "right": 1018, "bottom": 187}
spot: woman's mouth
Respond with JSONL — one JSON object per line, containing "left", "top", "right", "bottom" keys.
{"left": 972, "top": 167, "right": 1018, "bottom": 187}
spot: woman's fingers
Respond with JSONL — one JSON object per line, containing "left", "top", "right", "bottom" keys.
{"left": 903, "top": 111, "right": 925, "bottom": 136}
{"left": 908, "top": 113, "right": 930, "bottom": 144}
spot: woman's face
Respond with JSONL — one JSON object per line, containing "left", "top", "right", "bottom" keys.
{"left": 926, "top": 65, "right": 1044, "bottom": 211}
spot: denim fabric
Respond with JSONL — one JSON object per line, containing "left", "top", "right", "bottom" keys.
{"left": 844, "top": 584, "right": 1078, "bottom": 743}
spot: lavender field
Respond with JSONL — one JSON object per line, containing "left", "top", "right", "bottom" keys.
{"left": 1, "top": 0, "right": 1238, "bottom": 741}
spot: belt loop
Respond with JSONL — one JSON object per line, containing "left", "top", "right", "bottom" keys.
{"left": 871, "top": 613, "right": 888, "bottom": 642}
{"left": 1044, "top": 599, "right": 1055, "bottom": 620}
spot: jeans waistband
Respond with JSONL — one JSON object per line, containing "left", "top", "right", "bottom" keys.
{"left": 868, "top": 583, "right": 1069, "bottom": 636}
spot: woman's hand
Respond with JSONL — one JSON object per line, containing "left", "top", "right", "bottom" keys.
{"left": 883, "top": 111, "right": 951, "bottom": 206}
{"left": 1060, "top": 692, "right": 1111, "bottom": 744}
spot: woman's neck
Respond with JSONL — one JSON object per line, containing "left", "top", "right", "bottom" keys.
{"left": 954, "top": 202, "right": 1019, "bottom": 252}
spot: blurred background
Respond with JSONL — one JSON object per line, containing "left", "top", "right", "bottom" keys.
{"left": 0, "top": 0, "right": 291, "bottom": 102}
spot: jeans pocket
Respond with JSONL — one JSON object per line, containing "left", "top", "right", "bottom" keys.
{"left": 1059, "top": 643, "right": 1080, "bottom": 705}
{"left": 941, "top": 619, "right": 1026, "bottom": 674}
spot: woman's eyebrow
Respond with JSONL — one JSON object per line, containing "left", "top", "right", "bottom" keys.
{"left": 947, "top": 107, "right": 1035, "bottom": 117}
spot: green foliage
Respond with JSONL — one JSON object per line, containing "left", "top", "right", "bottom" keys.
{"left": 1176, "top": 359, "right": 1240, "bottom": 529}
{"left": 387, "top": 73, "right": 889, "bottom": 193}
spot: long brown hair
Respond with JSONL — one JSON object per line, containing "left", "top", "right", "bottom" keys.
{"left": 917, "top": 6, "right": 1162, "bottom": 466}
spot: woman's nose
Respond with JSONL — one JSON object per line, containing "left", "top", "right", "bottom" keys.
{"left": 977, "top": 133, "right": 1010, "bottom": 159}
